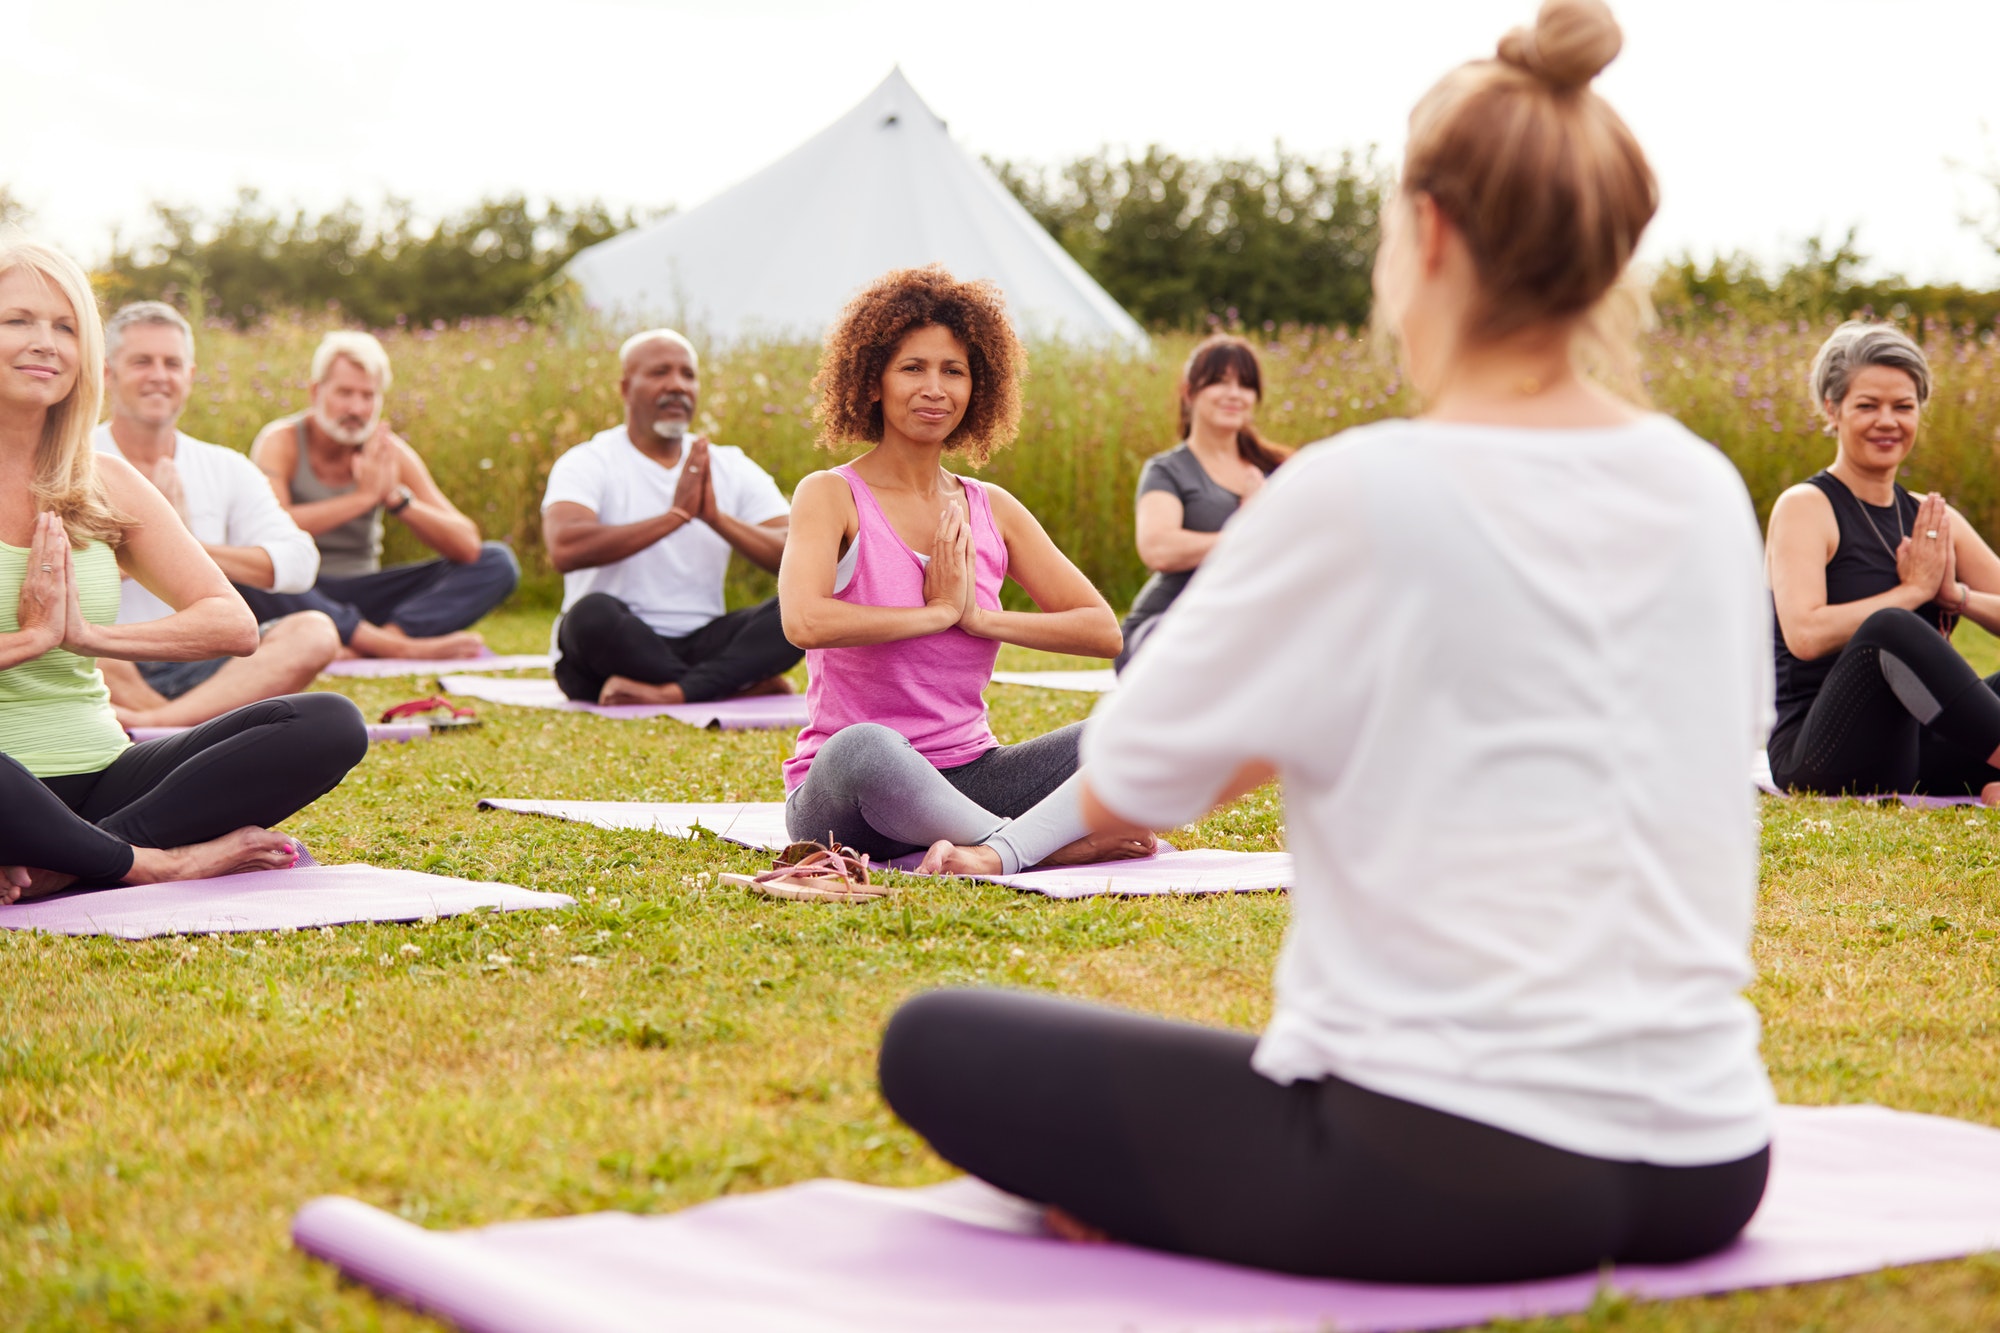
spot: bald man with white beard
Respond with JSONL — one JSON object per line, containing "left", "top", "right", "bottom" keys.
{"left": 540, "top": 330, "right": 800, "bottom": 705}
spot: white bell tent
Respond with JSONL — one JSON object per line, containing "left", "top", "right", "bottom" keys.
{"left": 565, "top": 68, "right": 1147, "bottom": 349}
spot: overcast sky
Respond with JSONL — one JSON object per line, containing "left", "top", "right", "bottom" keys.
{"left": 8, "top": 0, "right": 1998, "bottom": 286}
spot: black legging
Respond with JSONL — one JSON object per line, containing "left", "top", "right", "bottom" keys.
{"left": 554, "top": 592, "right": 803, "bottom": 703}
{"left": 880, "top": 990, "right": 1770, "bottom": 1285}
{"left": 1771, "top": 607, "right": 2000, "bottom": 795}
{"left": 0, "top": 693, "right": 367, "bottom": 885}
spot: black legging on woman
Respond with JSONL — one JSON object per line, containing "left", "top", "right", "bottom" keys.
{"left": 881, "top": 989, "right": 1770, "bottom": 1284}
{"left": 0, "top": 693, "right": 367, "bottom": 885}
{"left": 1769, "top": 606, "right": 2000, "bottom": 795}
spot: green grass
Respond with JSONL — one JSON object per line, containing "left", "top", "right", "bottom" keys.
{"left": 3, "top": 610, "right": 1999, "bottom": 1330}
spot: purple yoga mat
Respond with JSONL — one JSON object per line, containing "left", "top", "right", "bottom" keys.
{"left": 441, "top": 675, "right": 808, "bottom": 730}
{"left": 292, "top": 1104, "right": 2000, "bottom": 1333}
{"left": 476, "top": 799, "right": 1286, "bottom": 897}
{"left": 127, "top": 722, "right": 431, "bottom": 744}
{"left": 0, "top": 864, "right": 570, "bottom": 938}
{"left": 322, "top": 652, "right": 553, "bottom": 679}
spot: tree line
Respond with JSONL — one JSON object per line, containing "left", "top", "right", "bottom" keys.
{"left": 5, "top": 157, "right": 2000, "bottom": 333}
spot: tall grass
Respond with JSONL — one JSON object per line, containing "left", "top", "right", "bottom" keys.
{"left": 171, "top": 315, "right": 2000, "bottom": 609}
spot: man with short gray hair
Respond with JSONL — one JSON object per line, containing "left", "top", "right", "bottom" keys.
{"left": 245, "top": 331, "right": 519, "bottom": 659}
{"left": 93, "top": 301, "right": 340, "bottom": 727}
{"left": 540, "top": 329, "right": 799, "bottom": 704}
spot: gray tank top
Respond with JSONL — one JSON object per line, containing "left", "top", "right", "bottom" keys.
{"left": 287, "top": 413, "right": 382, "bottom": 578}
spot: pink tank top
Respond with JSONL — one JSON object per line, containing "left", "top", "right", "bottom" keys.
{"left": 784, "top": 465, "right": 1007, "bottom": 791}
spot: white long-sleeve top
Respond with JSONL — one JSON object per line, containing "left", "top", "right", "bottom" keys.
{"left": 1082, "top": 415, "right": 1776, "bottom": 1166}
{"left": 94, "top": 424, "right": 321, "bottom": 624}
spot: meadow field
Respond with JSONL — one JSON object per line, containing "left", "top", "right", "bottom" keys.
{"left": 164, "top": 313, "right": 2000, "bottom": 609}
{"left": 4, "top": 316, "right": 2000, "bottom": 1329}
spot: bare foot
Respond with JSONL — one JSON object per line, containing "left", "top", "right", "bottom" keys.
{"left": 3, "top": 865, "right": 82, "bottom": 904}
{"left": 736, "top": 674, "right": 796, "bottom": 697}
{"left": 351, "top": 623, "right": 487, "bottom": 660}
{"left": 1035, "top": 830, "right": 1158, "bottom": 868}
{"left": 1045, "top": 1206, "right": 1113, "bottom": 1244}
{"left": 598, "top": 676, "right": 686, "bottom": 706}
{"left": 125, "top": 829, "right": 301, "bottom": 884}
{"left": 1982, "top": 782, "right": 2000, "bottom": 807}
{"left": 914, "top": 840, "right": 1004, "bottom": 876}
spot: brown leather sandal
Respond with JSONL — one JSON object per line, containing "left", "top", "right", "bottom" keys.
{"left": 720, "top": 840, "right": 886, "bottom": 904}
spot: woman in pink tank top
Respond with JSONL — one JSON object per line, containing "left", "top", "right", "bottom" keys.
{"left": 776, "top": 266, "right": 1154, "bottom": 876}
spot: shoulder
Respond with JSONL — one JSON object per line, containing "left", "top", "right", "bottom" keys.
{"left": 91, "top": 450, "right": 151, "bottom": 502}
{"left": 792, "top": 468, "right": 855, "bottom": 507}
{"left": 1769, "top": 481, "right": 1835, "bottom": 531}
{"left": 249, "top": 417, "right": 301, "bottom": 462}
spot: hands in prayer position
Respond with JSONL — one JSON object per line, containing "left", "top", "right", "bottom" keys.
{"left": 923, "top": 499, "right": 978, "bottom": 629}
{"left": 1894, "top": 492, "right": 1964, "bottom": 615}
{"left": 16, "top": 512, "right": 101, "bottom": 660}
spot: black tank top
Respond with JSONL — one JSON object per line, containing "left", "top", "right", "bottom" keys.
{"left": 1771, "top": 471, "right": 1954, "bottom": 745}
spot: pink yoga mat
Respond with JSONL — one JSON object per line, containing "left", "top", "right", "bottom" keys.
{"left": 322, "top": 652, "right": 553, "bottom": 679}
{"left": 476, "top": 799, "right": 1285, "bottom": 897}
{"left": 0, "top": 864, "right": 569, "bottom": 938}
{"left": 442, "top": 675, "right": 808, "bottom": 730}
{"left": 127, "top": 722, "right": 431, "bottom": 744}
{"left": 292, "top": 1104, "right": 2000, "bottom": 1333}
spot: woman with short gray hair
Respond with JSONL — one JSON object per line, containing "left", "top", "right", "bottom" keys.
{"left": 1765, "top": 320, "right": 2000, "bottom": 798}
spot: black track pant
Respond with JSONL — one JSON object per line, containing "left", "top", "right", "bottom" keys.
{"left": 880, "top": 990, "right": 1770, "bottom": 1285}
{"left": 0, "top": 693, "right": 367, "bottom": 885}
{"left": 1772, "top": 607, "right": 2000, "bottom": 795}
{"left": 553, "top": 592, "right": 802, "bottom": 703}
{"left": 236, "top": 542, "right": 520, "bottom": 645}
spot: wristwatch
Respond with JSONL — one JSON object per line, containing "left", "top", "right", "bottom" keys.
{"left": 387, "top": 485, "right": 414, "bottom": 515}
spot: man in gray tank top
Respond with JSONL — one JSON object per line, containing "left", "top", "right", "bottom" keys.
{"left": 242, "top": 332, "right": 519, "bottom": 659}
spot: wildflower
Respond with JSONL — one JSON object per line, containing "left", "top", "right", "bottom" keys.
{"left": 399, "top": 943, "right": 421, "bottom": 957}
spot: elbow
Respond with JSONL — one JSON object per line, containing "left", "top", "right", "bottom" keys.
{"left": 781, "top": 607, "right": 825, "bottom": 651}
{"left": 221, "top": 603, "right": 260, "bottom": 657}
{"left": 1087, "top": 609, "right": 1124, "bottom": 660}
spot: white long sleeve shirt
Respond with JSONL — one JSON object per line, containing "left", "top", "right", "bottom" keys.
{"left": 1082, "top": 416, "right": 1776, "bottom": 1166}
{"left": 94, "top": 424, "right": 321, "bottom": 624}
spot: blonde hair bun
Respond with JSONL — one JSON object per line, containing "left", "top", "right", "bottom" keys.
{"left": 1498, "top": 0, "right": 1623, "bottom": 90}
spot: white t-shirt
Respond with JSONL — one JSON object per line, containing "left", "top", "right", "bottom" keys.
{"left": 541, "top": 427, "right": 790, "bottom": 648}
{"left": 1082, "top": 415, "right": 1776, "bottom": 1166}
{"left": 93, "top": 423, "right": 322, "bottom": 624}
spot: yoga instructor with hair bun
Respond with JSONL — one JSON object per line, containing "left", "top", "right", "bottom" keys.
{"left": 881, "top": 0, "right": 1776, "bottom": 1283}
{"left": 778, "top": 264, "right": 1148, "bottom": 880}
{"left": 1115, "top": 335, "right": 1289, "bottom": 674}
{"left": 1764, "top": 322, "right": 2000, "bottom": 799}
{"left": 0, "top": 241, "right": 366, "bottom": 903}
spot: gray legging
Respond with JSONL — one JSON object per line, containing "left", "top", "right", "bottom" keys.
{"left": 785, "top": 722, "right": 1087, "bottom": 874}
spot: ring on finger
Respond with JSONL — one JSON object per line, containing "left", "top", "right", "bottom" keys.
{"left": 1928, "top": 529, "right": 1940, "bottom": 538}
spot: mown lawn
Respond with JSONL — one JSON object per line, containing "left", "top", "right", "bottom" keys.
{"left": 3, "top": 608, "right": 1999, "bottom": 1331}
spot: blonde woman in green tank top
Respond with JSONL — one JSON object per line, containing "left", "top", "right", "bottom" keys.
{"left": 0, "top": 241, "right": 367, "bottom": 902}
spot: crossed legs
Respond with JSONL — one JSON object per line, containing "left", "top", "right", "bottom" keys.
{"left": 101, "top": 612, "right": 342, "bottom": 728}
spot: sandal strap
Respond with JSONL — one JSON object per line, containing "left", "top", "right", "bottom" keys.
{"left": 758, "top": 842, "right": 872, "bottom": 887}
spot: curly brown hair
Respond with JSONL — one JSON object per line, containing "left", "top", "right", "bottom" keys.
{"left": 811, "top": 265, "right": 1025, "bottom": 466}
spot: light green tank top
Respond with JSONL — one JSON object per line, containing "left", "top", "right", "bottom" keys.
{"left": 0, "top": 537, "right": 130, "bottom": 777}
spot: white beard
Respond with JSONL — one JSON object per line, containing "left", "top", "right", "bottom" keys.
{"left": 315, "top": 404, "right": 377, "bottom": 447}
{"left": 652, "top": 417, "right": 687, "bottom": 442}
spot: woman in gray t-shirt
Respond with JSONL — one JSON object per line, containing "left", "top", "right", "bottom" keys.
{"left": 1115, "top": 336, "right": 1289, "bottom": 671}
